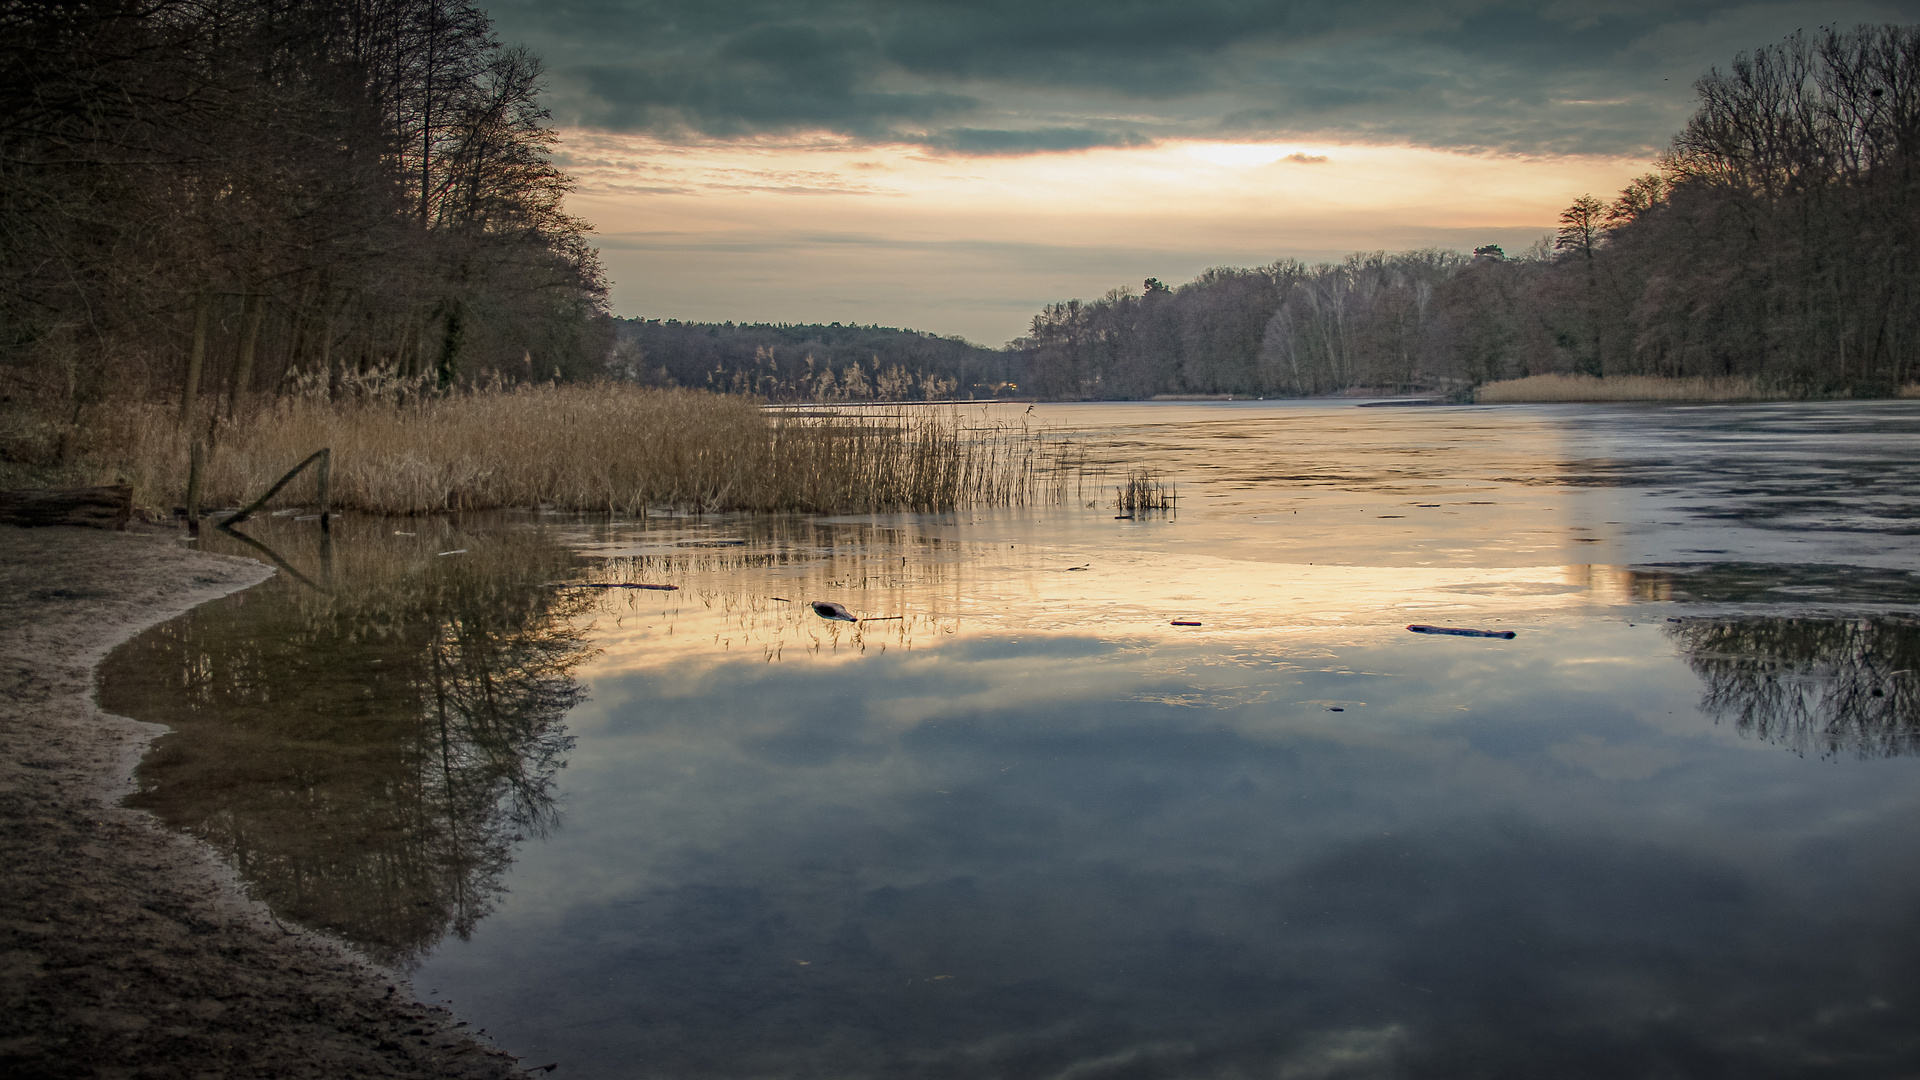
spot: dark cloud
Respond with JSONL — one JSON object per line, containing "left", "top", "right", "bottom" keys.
{"left": 571, "top": 20, "right": 976, "bottom": 136}
{"left": 483, "top": 0, "right": 1920, "bottom": 154}
{"left": 875, "top": 0, "right": 1302, "bottom": 95}
{"left": 916, "top": 126, "right": 1151, "bottom": 155}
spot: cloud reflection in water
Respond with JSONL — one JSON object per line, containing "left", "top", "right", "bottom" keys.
{"left": 96, "top": 475, "right": 1920, "bottom": 1077}
{"left": 416, "top": 538, "right": 1920, "bottom": 1078}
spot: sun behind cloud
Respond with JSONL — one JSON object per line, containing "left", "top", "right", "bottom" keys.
{"left": 483, "top": 0, "right": 1905, "bottom": 339}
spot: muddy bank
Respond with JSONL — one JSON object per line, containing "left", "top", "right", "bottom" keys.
{"left": 0, "top": 526, "right": 523, "bottom": 1080}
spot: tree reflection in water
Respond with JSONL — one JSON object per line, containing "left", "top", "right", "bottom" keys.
{"left": 99, "top": 521, "right": 596, "bottom": 968}
{"left": 1669, "top": 616, "right": 1920, "bottom": 758}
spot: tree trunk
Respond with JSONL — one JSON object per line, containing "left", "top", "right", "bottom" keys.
{"left": 318, "top": 290, "right": 336, "bottom": 394}
{"left": 436, "top": 301, "right": 465, "bottom": 388}
{"left": 230, "top": 292, "right": 265, "bottom": 416}
{"left": 0, "top": 485, "right": 132, "bottom": 530}
{"left": 181, "top": 293, "right": 211, "bottom": 424}
{"left": 278, "top": 276, "right": 318, "bottom": 393}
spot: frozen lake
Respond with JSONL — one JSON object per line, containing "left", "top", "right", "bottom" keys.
{"left": 103, "top": 400, "right": 1920, "bottom": 1078}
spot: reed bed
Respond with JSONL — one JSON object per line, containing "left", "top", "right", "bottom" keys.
{"left": 1113, "top": 468, "right": 1176, "bottom": 516}
{"left": 67, "top": 383, "right": 1090, "bottom": 516}
{"left": 1475, "top": 374, "right": 1784, "bottom": 403}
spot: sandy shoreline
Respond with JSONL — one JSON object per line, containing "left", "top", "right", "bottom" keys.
{"left": 0, "top": 525, "right": 522, "bottom": 1079}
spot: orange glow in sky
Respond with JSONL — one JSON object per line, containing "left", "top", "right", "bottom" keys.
{"left": 561, "top": 132, "right": 1653, "bottom": 344}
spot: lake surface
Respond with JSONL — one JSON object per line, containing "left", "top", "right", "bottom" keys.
{"left": 100, "top": 401, "right": 1920, "bottom": 1078}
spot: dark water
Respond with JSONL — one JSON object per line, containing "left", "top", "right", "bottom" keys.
{"left": 99, "top": 402, "right": 1920, "bottom": 1078}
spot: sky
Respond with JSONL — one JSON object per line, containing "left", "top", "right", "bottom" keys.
{"left": 483, "top": 0, "right": 1920, "bottom": 345}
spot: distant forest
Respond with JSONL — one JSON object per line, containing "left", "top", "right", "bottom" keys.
{"left": 7, "top": 10, "right": 1915, "bottom": 423}
{"left": 612, "top": 319, "right": 1016, "bottom": 400}
{"left": 1, "top": 0, "right": 610, "bottom": 429}
{"left": 1018, "top": 24, "right": 1920, "bottom": 400}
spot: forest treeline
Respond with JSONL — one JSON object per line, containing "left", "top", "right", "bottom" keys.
{"left": 1, "top": 0, "right": 609, "bottom": 453}
{"left": 9, "top": 12, "right": 1916, "bottom": 442}
{"left": 613, "top": 318, "right": 1016, "bottom": 401}
{"left": 1017, "top": 24, "right": 1920, "bottom": 400}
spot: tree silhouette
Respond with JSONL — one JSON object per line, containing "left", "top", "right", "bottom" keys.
{"left": 1007, "top": 24, "right": 1920, "bottom": 399}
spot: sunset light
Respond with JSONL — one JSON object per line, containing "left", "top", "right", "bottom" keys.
{"left": 565, "top": 131, "right": 1652, "bottom": 342}
{"left": 13, "top": 3, "right": 1920, "bottom": 1076}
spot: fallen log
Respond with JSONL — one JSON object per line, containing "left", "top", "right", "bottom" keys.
{"left": 1407, "top": 624, "right": 1516, "bottom": 639}
{"left": 0, "top": 485, "right": 132, "bottom": 530}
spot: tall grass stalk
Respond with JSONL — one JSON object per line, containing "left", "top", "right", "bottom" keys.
{"left": 1113, "top": 469, "right": 1175, "bottom": 515}
{"left": 1475, "top": 374, "right": 1784, "bottom": 403}
{"left": 67, "top": 384, "right": 1089, "bottom": 516}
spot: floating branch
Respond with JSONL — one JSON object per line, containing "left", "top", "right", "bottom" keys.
{"left": 1407, "top": 624, "right": 1516, "bottom": 639}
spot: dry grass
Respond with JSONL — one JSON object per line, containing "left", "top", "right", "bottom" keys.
{"left": 1113, "top": 468, "right": 1175, "bottom": 516}
{"left": 1475, "top": 374, "right": 1783, "bottom": 403}
{"left": 49, "top": 383, "right": 1089, "bottom": 516}
{"left": 1900, "top": 384, "right": 1920, "bottom": 399}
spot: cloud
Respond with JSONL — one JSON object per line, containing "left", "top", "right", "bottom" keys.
{"left": 915, "top": 127, "right": 1153, "bottom": 155}
{"left": 573, "top": 29, "right": 978, "bottom": 139}
{"left": 1284, "top": 152, "right": 1330, "bottom": 163}
{"left": 482, "top": 0, "right": 1920, "bottom": 155}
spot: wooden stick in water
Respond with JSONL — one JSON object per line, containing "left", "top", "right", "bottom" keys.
{"left": 1407, "top": 624, "right": 1515, "bottom": 639}
{"left": 315, "top": 447, "right": 330, "bottom": 533}
{"left": 225, "top": 447, "right": 330, "bottom": 527}
{"left": 185, "top": 440, "right": 204, "bottom": 535}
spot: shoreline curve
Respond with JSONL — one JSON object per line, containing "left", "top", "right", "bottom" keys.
{"left": 0, "top": 524, "right": 521, "bottom": 1079}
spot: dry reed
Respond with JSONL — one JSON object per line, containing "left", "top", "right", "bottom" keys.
{"left": 1113, "top": 468, "right": 1175, "bottom": 515}
{"left": 1474, "top": 374, "right": 1783, "bottom": 403}
{"left": 63, "top": 383, "right": 1088, "bottom": 516}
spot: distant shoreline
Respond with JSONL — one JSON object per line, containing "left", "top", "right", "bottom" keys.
{"left": 769, "top": 380, "right": 1920, "bottom": 406}
{"left": 761, "top": 398, "right": 1015, "bottom": 408}
{"left": 1475, "top": 374, "right": 1920, "bottom": 404}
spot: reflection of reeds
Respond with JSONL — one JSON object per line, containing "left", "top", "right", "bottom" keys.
{"left": 1113, "top": 468, "right": 1175, "bottom": 515}
{"left": 102, "top": 516, "right": 596, "bottom": 968}
{"left": 1475, "top": 374, "right": 1782, "bottom": 403}
{"left": 65, "top": 385, "right": 1090, "bottom": 516}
